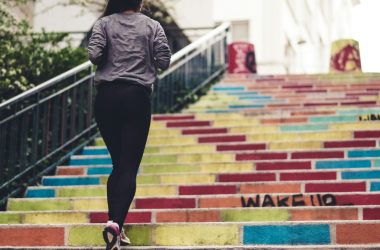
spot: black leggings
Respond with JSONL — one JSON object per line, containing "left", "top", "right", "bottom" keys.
{"left": 94, "top": 80, "right": 151, "bottom": 229}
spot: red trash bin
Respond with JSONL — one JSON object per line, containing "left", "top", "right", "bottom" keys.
{"left": 228, "top": 42, "right": 257, "bottom": 74}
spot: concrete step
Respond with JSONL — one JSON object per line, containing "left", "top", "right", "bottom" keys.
{"left": 183, "top": 104, "right": 380, "bottom": 114}
{"left": 95, "top": 129, "right": 380, "bottom": 147}
{"left": 0, "top": 221, "right": 379, "bottom": 247}
{"left": 24, "top": 180, "right": 380, "bottom": 198}
{"left": 3, "top": 246, "right": 380, "bottom": 250}
{"left": 88, "top": 138, "right": 380, "bottom": 155}
{"left": 61, "top": 158, "right": 380, "bottom": 175}
{"left": 56, "top": 163, "right": 380, "bottom": 176}
{"left": 8, "top": 192, "right": 380, "bottom": 211}
{"left": 41, "top": 169, "right": 380, "bottom": 187}
{"left": 68, "top": 148, "right": 380, "bottom": 166}
{"left": 1, "top": 206, "right": 380, "bottom": 224}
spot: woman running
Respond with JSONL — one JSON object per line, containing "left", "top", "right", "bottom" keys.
{"left": 88, "top": 0, "right": 171, "bottom": 249}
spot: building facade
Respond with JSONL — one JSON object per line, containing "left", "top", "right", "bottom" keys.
{"left": 164, "top": 0, "right": 359, "bottom": 74}
{"left": 7, "top": 0, "right": 359, "bottom": 74}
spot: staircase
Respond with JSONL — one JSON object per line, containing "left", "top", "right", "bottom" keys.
{"left": 1, "top": 73, "right": 380, "bottom": 249}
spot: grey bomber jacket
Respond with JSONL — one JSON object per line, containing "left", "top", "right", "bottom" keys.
{"left": 88, "top": 12, "right": 172, "bottom": 90}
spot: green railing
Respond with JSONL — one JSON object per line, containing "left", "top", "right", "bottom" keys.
{"left": 0, "top": 22, "right": 230, "bottom": 207}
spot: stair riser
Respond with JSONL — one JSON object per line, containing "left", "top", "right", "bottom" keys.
{"left": 84, "top": 139, "right": 380, "bottom": 156}
{"left": 58, "top": 159, "right": 380, "bottom": 175}
{"left": 42, "top": 170, "right": 380, "bottom": 186}
{"left": 0, "top": 222, "right": 379, "bottom": 247}
{"left": 2, "top": 207, "right": 380, "bottom": 224}
{"left": 69, "top": 148, "right": 380, "bottom": 166}
{"left": 8, "top": 193, "right": 380, "bottom": 211}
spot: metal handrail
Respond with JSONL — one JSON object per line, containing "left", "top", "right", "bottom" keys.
{"left": 0, "top": 61, "right": 93, "bottom": 109}
{"left": 168, "top": 22, "right": 230, "bottom": 66}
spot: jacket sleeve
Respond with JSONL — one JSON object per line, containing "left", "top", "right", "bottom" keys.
{"left": 153, "top": 22, "right": 171, "bottom": 70}
{"left": 88, "top": 19, "right": 107, "bottom": 65}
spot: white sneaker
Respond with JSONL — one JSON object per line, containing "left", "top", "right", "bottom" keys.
{"left": 120, "top": 227, "right": 131, "bottom": 246}
{"left": 103, "top": 220, "right": 120, "bottom": 250}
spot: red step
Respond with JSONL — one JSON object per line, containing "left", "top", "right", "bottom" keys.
{"left": 354, "top": 131, "right": 380, "bottom": 139}
{"left": 256, "top": 161, "right": 312, "bottom": 171}
{"left": 363, "top": 208, "right": 380, "bottom": 220}
{"left": 199, "top": 135, "right": 246, "bottom": 143}
{"left": 166, "top": 121, "right": 211, "bottom": 128}
{"left": 291, "top": 151, "right": 344, "bottom": 159}
{"left": 218, "top": 173, "right": 276, "bottom": 182}
{"left": 304, "top": 102, "right": 338, "bottom": 107}
{"left": 305, "top": 182, "right": 366, "bottom": 193}
{"left": 182, "top": 128, "right": 228, "bottom": 135}
{"left": 135, "top": 198, "right": 196, "bottom": 209}
{"left": 236, "top": 152, "right": 288, "bottom": 161}
{"left": 179, "top": 185, "right": 237, "bottom": 195}
{"left": 336, "top": 194, "right": 380, "bottom": 206}
{"left": 324, "top": 140, "right": 376, "bottom": 148}
{"left": 342, "top": 101, "right": 376, "bottom": 106}
{"left": 280, "top": 172, "right": 337, "bottom": 181}
{"left": 153, "top": 115, "right": 195, "bottom": 121}
{"left": 217, "top": 143, "right": 266, "bottom": 151}
{"left": 90, "top": 211, "right": 152, "bottom": 223}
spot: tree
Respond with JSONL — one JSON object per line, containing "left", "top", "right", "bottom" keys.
{"left": 0, "top": 2, "right": 87, "bottom": 102}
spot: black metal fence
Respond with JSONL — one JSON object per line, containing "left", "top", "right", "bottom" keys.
{"left": 0, "top": 22, "right": 230, "bottom": 207}
{"left": 0, "top": 63, "right": 99, "bottom": 207}
{"left": 153, "top": 22, "right": 230, "bottom": 113}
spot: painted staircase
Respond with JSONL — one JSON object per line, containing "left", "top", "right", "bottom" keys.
{"left": 1, "top": 73, "right": 380, "bottom": 249}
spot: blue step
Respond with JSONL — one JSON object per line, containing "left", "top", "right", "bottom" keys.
{"left": 341, "top": 170, "right": 380, "bottom": 180}
{"left": 243, "top": 224, "right": 330, "bottom": 245}
{"left": 70, "top": 158, "right": 112, "bottom": 166}
{"left": 348, "top": 150, "right": 380, "bottom": 158}
{"left": 315, "top": 160, "right": 372, "bottom": 169}
{"left": 42, "top": 177, "right": 100, "bottom": 186}
{"left": 82, "top": 148, "right": 109, "bottom": 155}
{"left": 25, "top": 189, "right": 55, "bottom": 198}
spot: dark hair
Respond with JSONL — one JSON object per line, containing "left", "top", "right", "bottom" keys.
{"left": 101, "top": 0, "right": 143, "bottom": 17}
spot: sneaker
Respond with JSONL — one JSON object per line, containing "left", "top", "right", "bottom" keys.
{"left": 120, "top": 228, "right": 131, "bottom": 246}
{"left": 103, "top": 221, "right": 120, "bottom": 250}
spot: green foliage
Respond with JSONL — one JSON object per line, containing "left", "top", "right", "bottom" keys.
{"left": 0, "top": 5, "right": 87, "bottom": 102}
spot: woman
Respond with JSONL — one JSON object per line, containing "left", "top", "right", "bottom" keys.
{"left": 88, "top": 0, "right": 171, "bottom": 249}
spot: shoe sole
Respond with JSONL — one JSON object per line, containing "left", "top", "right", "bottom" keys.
{"left": 103, "top": 227, "right": 120, "bottom": 250}
{"left": 120, "top": 239, "right": 131, "bottom": 246}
